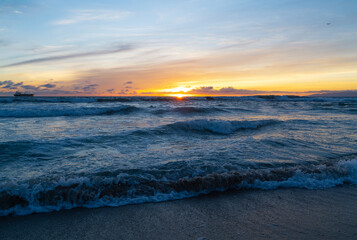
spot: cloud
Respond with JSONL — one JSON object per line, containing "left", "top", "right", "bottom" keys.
{"left": 2, "top": 85, "right": 18, "bottom": 89}
{"left": 308, "top": 90, "right": 357, "bottom": 97}
{"left": 82, "top": 84, "right": 99, "bottom": 92}
{"left": 28, "top": 44, "right": 74, "bottom": 54}
{"left": 1, "top": 45, "right": 134, "bottom": 68}
{"left": 0, "top": 80, "right": 14, "bottom": 86}
{"left": 22, "top": 85, "right": 39, "bottom": 90}
{"left": 185, "top": 87, "right": 294, "bottom": 95}
{"left": 106, "top": 88, "right": 115, "bottom": 94}
{"left": 54, "top": 9, "right": 131, "bottom": 25}
{"left": 0, "top": 3, "right": 28, "bottom": 15}
{"left": 0, "top": 80, "right": 23, "bottom": 89}
{"left": 124, "top": 81, "right": 133, "bottom": 85}
{"left": 187, "top": 87, "right": 267, "bottom": 95}
{"left": 39, "top": 83, "right": 56, "bottom": 88}
{"left": 119, "top": 89, "right": 135, "bottom": 95}
{"left": 0, "top": 80, "right": 94, "bottom": 96}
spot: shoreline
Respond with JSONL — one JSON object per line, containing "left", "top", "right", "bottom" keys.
{"left": 1, "top": 186, "right": 357, "bottom": 240}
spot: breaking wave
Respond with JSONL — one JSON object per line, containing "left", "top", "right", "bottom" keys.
{"left": 165, "top": 119, "right": 280, "bottom": 134}
{"left": 152, "top": 106, "right": 226, "bottom": 115}
{"left": 0, "top": 158, "right": 356, "bottom": 216}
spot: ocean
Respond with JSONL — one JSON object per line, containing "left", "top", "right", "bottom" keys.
{"left": 0, "top": 96, "right": 356, "bottom": 216}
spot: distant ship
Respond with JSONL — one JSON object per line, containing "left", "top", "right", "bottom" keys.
{"left": 14, "top": 91, "right": 34, "bottom": 97}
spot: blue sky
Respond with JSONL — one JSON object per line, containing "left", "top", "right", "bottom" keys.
{"left": 0, "top": 0, "right": 357, "bottom": 96}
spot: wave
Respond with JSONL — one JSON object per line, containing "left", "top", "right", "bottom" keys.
{"left": 0, "top": 158, "right": 356, "bottom": 216}
{"left": 0, "top": 105, "right": 140, "bottom": 118}
{"left": 152, "top": 106, "right": 226, "bottom": 115}
{"left": 96, "top": 97, "right": 133, "bottom": 102}
{"left": 165, "top": 119, "right": 280, "bottom": 134}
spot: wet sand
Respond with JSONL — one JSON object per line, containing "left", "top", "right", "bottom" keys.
{"left": 1, "top": 186, "right": 357, "bottom": 240}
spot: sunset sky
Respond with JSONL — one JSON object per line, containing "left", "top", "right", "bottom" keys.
{"left": 0, "top": 0, "right": 356, "bottom": 96}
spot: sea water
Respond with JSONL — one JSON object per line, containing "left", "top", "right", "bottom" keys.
{"left": 0, "top": 96, "right": 356, "bottom": 215}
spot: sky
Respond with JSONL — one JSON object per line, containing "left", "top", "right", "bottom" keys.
{"left": 0, "top": 0, "right": 357, "bottom": 96}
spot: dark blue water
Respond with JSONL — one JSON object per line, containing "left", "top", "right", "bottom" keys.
{"left": 0, "top": 96, "right": 356, "bottom": 216}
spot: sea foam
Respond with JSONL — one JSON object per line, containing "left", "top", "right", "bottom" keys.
{"left": 1, "top": 158, "right": 356, "bottom": 216}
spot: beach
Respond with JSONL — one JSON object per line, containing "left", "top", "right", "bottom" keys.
{"left": 1, "top": 185, "right": 357, "bottom": 240}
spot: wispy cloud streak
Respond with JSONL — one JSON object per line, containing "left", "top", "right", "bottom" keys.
{"left": 1, "top": 45, "right": 134, "bottom": 68}
{"left": 54, "top": 9, "right": 131, "bottom": 25}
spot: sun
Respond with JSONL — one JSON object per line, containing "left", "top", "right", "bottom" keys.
{"left": 170, "top": 93, "right": 186, "bottom": 99}
{"left": 159, "top": 86, "right": 195, "bottom": 98}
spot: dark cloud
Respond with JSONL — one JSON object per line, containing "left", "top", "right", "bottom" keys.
{"left": 124, "top": 81, "right": 133, "bottom": 85}
{"left": 186, "top": 87, "right": 285, "bottom": 96}
{"left": 117, "top": 88, "right": 138, "bottom": 95}
{"left": 106, "top": 88, "right": 115, "bottom": 93}
{"left": 0, "top": 80, "right": 23, "bottom": 89}
{"left": 0, "top": 81, "right": 43, "bottom": 91}
{"left": 39, "top": 83, "right": 56, "bottom": 88}
{"left": 0, "top": 80, "right": 13, "bottom": 86}
{"left": 0, "top": 80, "right": 98, "bottom": 96}
{"left": 82, "top": 84, "right": 99, "bottom": 92}
{"left": 0, "top": 81, "right": 50, "bottom": 91}
{"left": 2, "top": 85, "right": 17, "bottom": 89}
{"left": 22, "top": 85, "right": 39, "bottom": 90}
{"left": 308, "top": 90, "right": 357, "bottom": 97}
{"left": 1, "top": 44, "right": 134, "bottom": 68}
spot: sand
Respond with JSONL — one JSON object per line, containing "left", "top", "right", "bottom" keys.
{"left": 1, "top": 186, "right": 357, "bottom": 240}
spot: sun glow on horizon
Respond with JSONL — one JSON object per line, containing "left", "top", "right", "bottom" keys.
{"left": 168, "top": 93, "right": 191, "bottom": 98}
{"left": 149, "top": 86, "right": 196, "bottom": 97}
{"left": 162, "top": 86, "right": 193, "bottom": 93}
